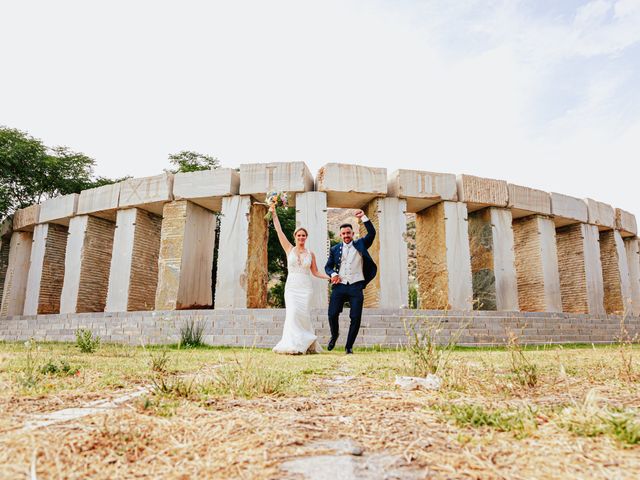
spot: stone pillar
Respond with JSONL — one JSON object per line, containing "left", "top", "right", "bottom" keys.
{"left": 599, "top": 230, "right": 632, "bottom": 314}
{"left": 295, "top": 192, "right": 329, "bottom": 308}
{"left": 468, "top": 208, "right": 519, "bottom": 311}
{"left": 624, "top": 238, "right": 640, "bottom": 316}
{"left": 555, "top": 223, "right": 605, "bottom": 315}
{"left": 512, "top": 215, "right": 562, "bottom": 312}
{"left": 360, "top": 197, "right": 408, "bottom": 308}
{"left": 215, "top": 196, "right": 268, "bottom": 308}
{"left": 416, "top": 201, "right": 473, "bottom": 310}
{"left": 155, "top": 200, "right": 217, "bottom": 310}
{"left": 0, "top": 232, "right": 33, "bottom": 316}
{"left": 105, "top": 208, "right": 162, "bottom": 312}
{"left": 60, "top": 216, "right": 116, "bottom": 313}
{"left": 23, "top": 223, "right": 68, "bottom": 315}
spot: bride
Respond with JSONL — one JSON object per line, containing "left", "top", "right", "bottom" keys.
{"left": 269, "top": 204, "right": 330, "bottom": 354}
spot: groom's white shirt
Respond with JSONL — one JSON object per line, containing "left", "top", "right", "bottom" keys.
{"left": 332, "top": 215, "right": 369, "bottom": 285}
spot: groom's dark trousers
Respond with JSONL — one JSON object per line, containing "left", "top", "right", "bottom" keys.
{"left": 328, "top": 281, "right": 365, "bottom": 350}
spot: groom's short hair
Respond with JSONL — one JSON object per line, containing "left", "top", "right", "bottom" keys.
{"left": 340, "top": 223, "right": 353, "bottom": 231}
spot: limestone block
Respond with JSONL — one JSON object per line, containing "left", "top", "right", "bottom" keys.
{"left": 387, "top": 169, "right": 457, "bottom": 213}
{"left": 13, "top": 204, "right": 40, "bottom": 231}
{"left": 361, "top": 198, "right": 408, "bottom": 309}
{"left": 468, "top": 208, "right": 519, "bottom": 311}
{"left": 600, "top": 230, "right": 632, "bottom": 314}
{"left": 215, "top": 196, "right": 268, "bottom": 308}
{"left": 77, "top": 183, "right": 121, "bottom": 220}
{"left": 556, "top": 223, "right": 605, "bottom": 315}
{"left": 295, "top": 192, "right": 329, "bottom": 308}
{"left": 119, "top": 173, "right": 174, "bottom": 215}
{"left": 316, "top": 163, "right": 387, "bottom": 208}
{"left": 584, "top": 198, "right": 615, "bottom": 230}
{"left": 39, "top": 193, "right": 79, "bottom": 226}
{"left": 173, "top": 168, "right": 240, "bottom": 212}
{"left": 60, "top": 216, "right": 115, "bottom": 313}
{"left": 240, "top": 162, "right": 313, "bottom": 205}
{"left": 0, "top": 232, "right": 33, "bottom": 316}
{"left": 155, "top": 200, "right": 217, "bottom": 310}
{"left": 513, "top": 216, "right": 562, "bottom": 312}
{"left": 416, "top": 201, "right": 473, "bottom": 310}
{"left": 550, "top": 193, "right": 588, "bottom": 227}
{"left": 615, "top": 208, "right": 637, "bottom": 238}
{"left": 106, "top": 208, "right": 162, "bottom": 312}
{"left": 624, "top": 238, "right": 640, "bottom": 316}
{"left": 507, "top": 184, "right": 551, "bottom": 219}
{"left": 456, "top": 174, "right": 508, "bottom": 212}
{"left": 23, "top": 223, "right": 68, "bottom": 315}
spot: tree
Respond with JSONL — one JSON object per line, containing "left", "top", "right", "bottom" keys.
{"left": 167, "top": 150, "right": 220, "bottom": 173}
{"left": 0, "top": 127, "right": 122, "bottom": 221}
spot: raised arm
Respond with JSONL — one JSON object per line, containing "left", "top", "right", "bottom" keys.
{"left": 270, "top": 205, "right": 293, "bottom": 254}
{"left": 355, "top": 209, "right": 376, "bottom": 248}
{"left": 310, "top": 252, "right": 330, "bottom": 280}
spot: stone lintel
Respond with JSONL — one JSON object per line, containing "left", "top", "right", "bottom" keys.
{"left": 550, "top": 192, "right": 588, "bottom": 227}
{"left": 456, "top": 174, "right": 508, "bottom": 212}
{"left": 77, "top": 183, "right": 121, "bottom": 220}
{"left": 584, "top": 198, "right": 615, "bottom": 231}
{"left": 39, "top": 193, "right": 79, "bottom": 226}
{"left": 119, "top": 173, "right": 174, "bottom": 215}
{"left": 173, "top": 168, "right": 240, "bottom": 212}
{"left": 239, "top": 162, "right": 313, "bottom": 205}
{"left": 387, "top": 169, "right": 457, "bottom": 213}
{"left": 507, "top": 183, "right": 551, "bottom": 219}
{"left": 316, "top": 163, "right": 387, "bottom": 208}
{"left": 13, "top": 204, "right": 40, "bottom": 232}
{"left": 615, "top": 208, "right": 637, "bottom": 238}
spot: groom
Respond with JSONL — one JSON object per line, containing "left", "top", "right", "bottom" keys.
{"left": 324, "top": 209, "right": 377, "bottom": 354}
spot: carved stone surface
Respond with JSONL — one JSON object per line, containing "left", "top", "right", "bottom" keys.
{"left": 77, "top": 183, "right": 121, "bottom": 220}
{"left": 119, "top": 173, "right": 174, "bottom": 215}
{"left": 387, "top": 169, "right": 457, "bottom": 213}
{"left": 0, "top": 232, "right": 32, "bottom": 316}
{"left": 507, "top": 184, "right": 551, "bottom": 219}
{"left": 624, "top": 238, "right": 640, "bottom": 316}
{"left": 240, "top": 162, "right": 313, "bottom": 206}
{"left": 173, "top": 168, "right": 240, "bottom": 212}
{"left": 39, "top": 193, "right": 79, "bottom": 226}
{"left": 13, "top": 204, "right": 40, "bottom": 232}
{"left": 615, "top": 208, "right": 637, "bottom": 238}
{"left": 600, "top": 230, "right": 632, "bottom": 314}
{"left": 296, "top": 192, "right": 329, "bottom": 309}
{"left": 316, "top": 163, "right": 387, "bottom": 208}
{"left": 23, "top": 223, "right": 68, "bottom": 315}
{"left": 246, "top": 203, "right": 268, "bottom": 308}
{"left": 550, "top": 192, "right": 588, "bottom": 227}
{"left": 416, "top": 201, "right": 472, "bottom": 310}
{"left": 456, "top": 174, "right": 508, "bottom": 212}
{"left": 584, "top": 198, "right": 615, "bottom": 230}
{"left": 0, "top": 219, "right": 12, "bottom": 306}
{"left": 155, "top": 200, "right": 217, "bottom": 310}
{"left": 513, "top": 216, "right": 562, "bottom": 312}
{"left": 556, "top": 223, "right": 605, "bottom": 315}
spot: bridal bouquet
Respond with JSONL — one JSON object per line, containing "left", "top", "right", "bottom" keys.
{"left": 264, "top": 191, "right": 289, "bottom": 221}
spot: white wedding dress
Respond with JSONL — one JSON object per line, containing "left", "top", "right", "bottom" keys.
{"left": 273, "top": 248, "right": 322, "bottom": 354}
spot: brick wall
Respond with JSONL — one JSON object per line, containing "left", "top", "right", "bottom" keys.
{"left": 556, "top": 224, "right": 589, "bottom": 313}
{"left": 1, "top": 309, "right": 638, "bottom": 347}
{"left": 513, "top": 216, "right": 545, "bottom": 312}
{"left": 128, "top": 210, "right": 161, "bottom": 311}
{"left": 37, "top": 224, "right": 68, "bottom": 314}
{"left": 76, "top": 217, "right": 115, "bottom": 312}
{"left": 600, "top": 230, "right": 624, "bottom": 314}
{"left": 0, "top": 234, "right": 10, "bottom": 306}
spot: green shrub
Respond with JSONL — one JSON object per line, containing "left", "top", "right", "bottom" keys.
{"left": 179, "top": 318, "right": 205, "bottom": 348}
{"left": 75, "top": 328, "right": 101, "bottom": 353}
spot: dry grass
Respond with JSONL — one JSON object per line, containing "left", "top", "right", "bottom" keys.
{"left": 0, "top": 341, "right": 639, "bottom": 479}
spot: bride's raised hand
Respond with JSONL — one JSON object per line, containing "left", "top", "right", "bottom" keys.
{"left": 269, "top": 204, "right": 277, "bottom": 215}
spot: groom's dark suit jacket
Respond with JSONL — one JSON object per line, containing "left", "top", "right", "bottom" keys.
{"left": 324, "top": 220, "right": 377, "bottom": 287}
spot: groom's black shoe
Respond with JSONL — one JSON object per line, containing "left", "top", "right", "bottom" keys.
{"left": 327, "top": 337, "right": 338, "bottom": 351}
{"left": 345, "top": 347, "right": 353, "bottom": 355}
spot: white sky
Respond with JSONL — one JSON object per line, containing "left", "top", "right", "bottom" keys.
{"left": 2, "top": 0, "right": 639, "bottom": 217}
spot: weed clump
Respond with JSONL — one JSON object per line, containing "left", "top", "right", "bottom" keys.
{"left": 76, "top": 328, "right": 100, "bottom": 353}
{"left": 180, "top": 318, "right": 205, "bottom": 348}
